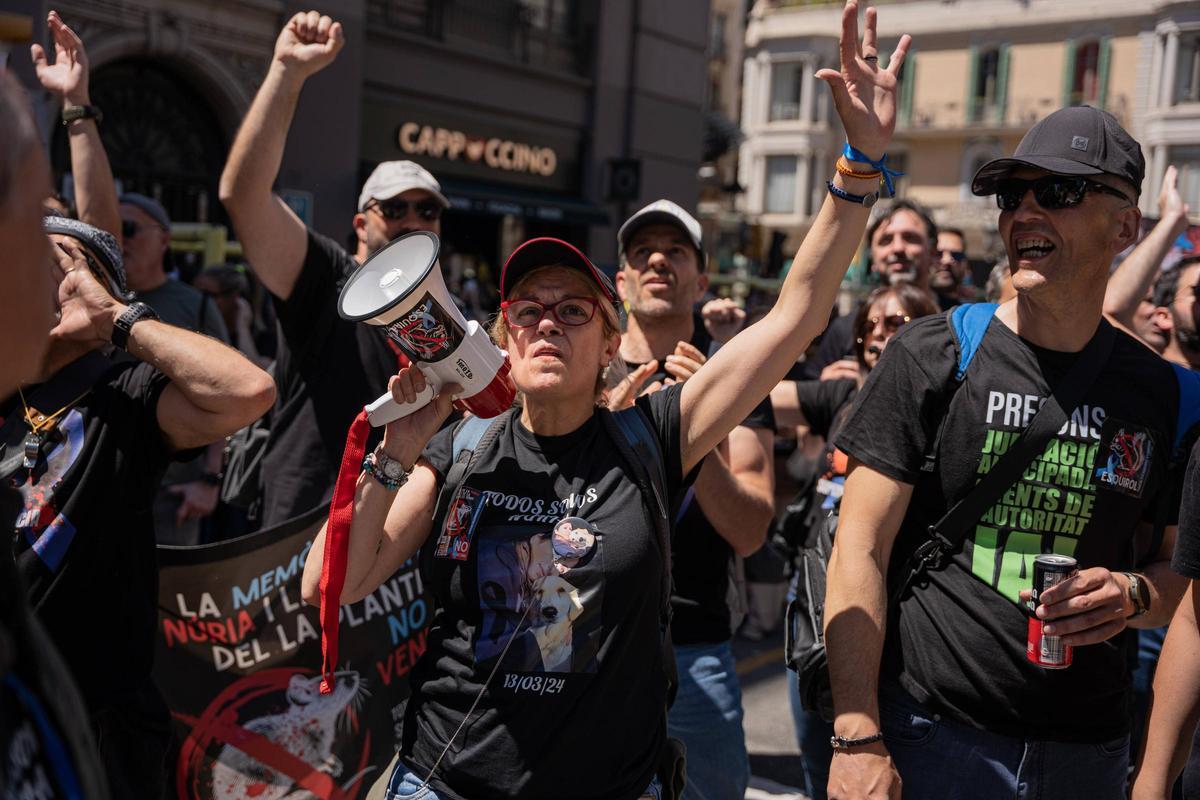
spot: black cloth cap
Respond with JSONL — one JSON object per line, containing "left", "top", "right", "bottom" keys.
{"left": 972, "top": 105, "right": 1144, "bottom": 197}
{"left": 43, "top": 214, "right": 131, "bottom": 299}
{"left": 500, "top": 237, "right": 619, "bottom": 312}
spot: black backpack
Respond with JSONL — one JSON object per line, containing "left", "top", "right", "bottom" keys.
{"left": 784, "top": 304, "right": 1115, "bottom": 721}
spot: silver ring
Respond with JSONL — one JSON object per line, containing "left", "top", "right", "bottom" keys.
{"left": 864, "top": 54, "right": 879, "bottom": 62}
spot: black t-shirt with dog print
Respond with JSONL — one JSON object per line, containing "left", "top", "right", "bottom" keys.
{"left": 400, "top": 385, "right": 688, "bottom": 800}
{"left": 836, "top": 313, "right": 1184, "bottom": 742}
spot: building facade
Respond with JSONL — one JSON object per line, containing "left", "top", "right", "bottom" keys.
{"left": 11, "top": 0, "right": 713, "bottom": 276}
{"left": 739, "top": 0, "right": 1200, "bottom": 268}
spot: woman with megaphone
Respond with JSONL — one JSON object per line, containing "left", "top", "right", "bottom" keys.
{"left": 301, "top": 3, "right": 909, "bottom": 798}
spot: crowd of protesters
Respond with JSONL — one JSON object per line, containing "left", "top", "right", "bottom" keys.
{"left": 5, "top": 2, "right": 1200, "bottom": 800}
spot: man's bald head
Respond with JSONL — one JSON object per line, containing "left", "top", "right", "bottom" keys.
{"left": 0, "top": 72, "right": 40, "bottom": 213}
{"left": 0, "top": 70, "right": 56, "bottom": 389}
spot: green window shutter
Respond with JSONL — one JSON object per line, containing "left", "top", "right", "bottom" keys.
{"left": 1062, "top": 39, "right": 1077, "bottom": 105}
{"left": 967, "top": 44, "right": 980, "bottom": 123}
{"left": 996, "top": 44, "right": 1011, "bottom": 123}
{"left": 1097, "top": 36, "right": 1112, "bottom": 109}
{"left": 900, "top": 51, "right": 916, "bottom": 124}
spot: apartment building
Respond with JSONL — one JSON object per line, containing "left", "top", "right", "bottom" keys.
{"left": 740, "top": 0, "right": 1200, "bottom": 264}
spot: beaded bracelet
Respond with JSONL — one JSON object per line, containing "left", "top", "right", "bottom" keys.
{"left": 835, "top": 157, "right": 883, "bottom": 181}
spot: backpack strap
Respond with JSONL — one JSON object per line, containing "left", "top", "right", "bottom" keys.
{"left": 951, "top": 302, "right": 998, "bottom": 381}
{"left": 431, "top": 412, "right": 509, "bottom": 527}
{"left": 920, "top": 303, "right": 997, "bottom": 474}
{"left": 599, "top": 405, "right": 678, "bottom": 706}
{"left": 601, "top": 406, "right": 671, "bottom": 613}
{"left": 1170, "top": 363, "right": 1200, "bottom": 460}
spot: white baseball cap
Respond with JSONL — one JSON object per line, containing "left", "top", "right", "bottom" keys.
{"left": 617, "top": 199, "right": 705, "bottom": 261}
{"left": 357, "top": 160, "right": 450, "bottom": 212}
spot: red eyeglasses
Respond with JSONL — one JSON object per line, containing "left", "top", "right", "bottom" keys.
{"left": 501, "top": 297, "right": 600, "bottom": 328}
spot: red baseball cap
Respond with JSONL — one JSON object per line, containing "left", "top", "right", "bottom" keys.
{"left": 500, "top": 238, "right": 619, "bottom": 309}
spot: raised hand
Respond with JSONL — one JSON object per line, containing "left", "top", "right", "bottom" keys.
{"left": 274, "top": 11, "right": 345, "bottom": 79}
{"left": 702, "top": 297, "right": 747, "bottom": 344}
{"left": 816, "top": 0, "right": 911, "bottom": 162}
{"left": 664, "top": 341, "right": 707, "bottom": 384}
{"left": 379, "top": 366, "right": 459, "bottom": 467}
{"left": 49, "top": 239, "right": 123, "bottom": 346}
{"left": 31, "top": 11, "right": 89, "bottom": 105}
{"left": 1159, "top": 165, "right": 1191, "bottom": 237}
{"left": 606, "top": 360, "right": 660, "bottom": 410}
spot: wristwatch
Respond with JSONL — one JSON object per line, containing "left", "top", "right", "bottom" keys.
{"left": 61, "top": 104, "right": 103, "bottom": 125}
{"left": 110, "top": 302, "right": 159, "bottom": 351}
{"left": 1122, "top": 572, "right": 1150, "bottom": 618}
{"left": 826, "top": 180, "right": 879, "bottom": 208}
{"left": 830, "top": 731, "right": 885, "bottom": 751}
{"left": 362, "top": 446, "right": 410, "bottom": 491}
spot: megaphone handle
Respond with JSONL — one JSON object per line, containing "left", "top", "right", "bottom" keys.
{"left": 365, "top": 384, "right": 436, "bottom": 427}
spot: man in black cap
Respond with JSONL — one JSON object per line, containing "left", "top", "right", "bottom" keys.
{"left": 823, "top": 105, "right": 1197, "bottom": 799}
{"left": 609, "top": 199, "right": 775, "bottom": 800}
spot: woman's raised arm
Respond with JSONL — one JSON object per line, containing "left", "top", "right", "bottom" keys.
{"left": 301, "top": 367, "right": 457, "bottom": 604}
{"left": 679, "top": 0, "right": 909, "bottom": 472}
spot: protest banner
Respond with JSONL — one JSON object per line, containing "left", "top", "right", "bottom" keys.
{"left": 154, "top": 507, "right": 429, "bottom": 799}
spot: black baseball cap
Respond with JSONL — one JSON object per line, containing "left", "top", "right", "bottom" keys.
{"left": 500, "top": 237, "right": 619, "bottom": 311}
{"left": 971, "top": 105, "right": 1145, "bottom": 197}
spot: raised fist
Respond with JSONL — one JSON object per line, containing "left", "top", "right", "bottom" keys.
{"left": 274, "top": 11, "right": 345, "bottom": 79}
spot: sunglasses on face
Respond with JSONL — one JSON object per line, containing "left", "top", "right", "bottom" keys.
{"left": 365, "top": 198, "right": 443, "bottom": 222}
{"left": 994, "top": 175, "right": 1132, "bottom": 212}
{"left": 862, "top": 314, "right": 911, "bottom": 335}
{"left": 938, "top": 249, "right": 966, "bottom": 263}
{"left": 501, "top": 297, "right": 599, "bottom": 328}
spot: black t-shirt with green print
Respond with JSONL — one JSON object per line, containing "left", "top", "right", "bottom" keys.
{"left": 836, "top": 312, "right": 1184, "bottom": 742}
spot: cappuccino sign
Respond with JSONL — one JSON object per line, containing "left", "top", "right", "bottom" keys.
{"left": 398, "top": 121, "right": 558, "bottom": 178}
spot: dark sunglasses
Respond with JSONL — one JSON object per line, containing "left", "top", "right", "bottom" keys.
{"left": 994, "top": 175, "right": 1132, "bottom": 212}
{"left": 122, "top": 220, "right": 165, "bottom": 239}
{"left": 501, "top": 297, "right": 599, "bottom": 328}
{"left": 365, "top": 198, "right": 443, "bottom": 222}
{"left": 862, "top": 313, "right": 911, "bottom": 334}
{"left": 937, "top": 249, "right": 966, "bottom": 263}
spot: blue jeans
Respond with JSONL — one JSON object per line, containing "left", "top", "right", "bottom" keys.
{"left": 879, "top": 681, "right": 1130, "bottom": 799}
{"left": 666, "top": 641, "right": 749, "bottom": 800}
{"left": 386, "top": 768, "right": 663, "bottom": 798}
{"left": 787, "top": 669, "right": 833, "bottom": 800}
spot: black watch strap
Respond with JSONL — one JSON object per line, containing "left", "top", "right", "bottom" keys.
{"left": 61, "top": 104, "right": 103, "bottom": 125}
{"left": 111, "top": 302, "right": 159, "bottom": 351}
{"left": 830, "top": 731, "right": 885, "bottom": 751}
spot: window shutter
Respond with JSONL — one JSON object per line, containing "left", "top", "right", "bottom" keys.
{"left": 996, "top": 44, "right": 1011, "bottom": 123}
{"left": 1098, "top": 36, "right": 1112, "bottom": 109}
{"left": 967, "top": 44, "right": 981, "bottom": 122}
{"left": 900, "top": 51, "right": 916, "bottom": 125}
{"left": 1062, "top": 39, "right": 1077, "bottom": 105}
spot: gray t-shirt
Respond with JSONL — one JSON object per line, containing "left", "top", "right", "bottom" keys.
{"left": 137, "top": 278, "right": 230, "bottom": 344}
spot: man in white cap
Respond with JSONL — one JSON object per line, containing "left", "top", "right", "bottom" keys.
{"left": 610, "top": 199, "right": 775, "bottom": 800}
{"left": 220, "top": 11, "right": 451, "bottom": 525}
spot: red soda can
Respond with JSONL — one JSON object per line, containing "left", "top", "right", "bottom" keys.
{"left": 1026, "top": 554, "right": 1078, "bottom": 669}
